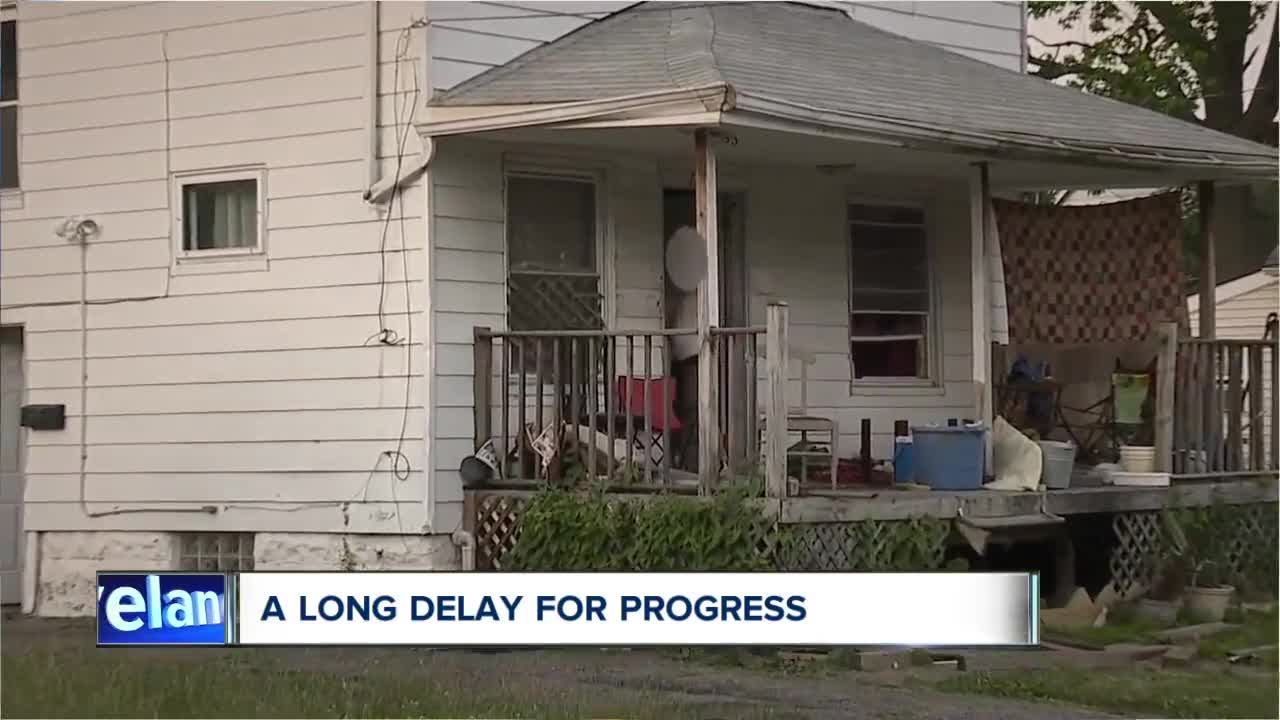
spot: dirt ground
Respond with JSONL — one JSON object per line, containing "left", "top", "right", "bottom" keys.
{"left": 1, "top": 615, "right": 1113, "bottom": 719}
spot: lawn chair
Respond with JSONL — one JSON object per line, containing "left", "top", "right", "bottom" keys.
{"left": 595, "top": 376, "right": 682, "bottom": 469}
{"left": 1060, "top": 357, "right": 1156, "bottom": 464}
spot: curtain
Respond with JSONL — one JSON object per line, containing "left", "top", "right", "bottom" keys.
{"left": 986, "top": 199, "right": 1009, "bottom": 346}
{"left": 186, "top": 181, "right": 256, "bottom": 250}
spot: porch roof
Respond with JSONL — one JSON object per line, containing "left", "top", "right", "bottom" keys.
{"left": 427, "top": 1, "right": 1278, "bottom": 179}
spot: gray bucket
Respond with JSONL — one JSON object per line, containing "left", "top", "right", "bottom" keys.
{"left": 1038, "top": 440, "right": 1076, "bottom": 489}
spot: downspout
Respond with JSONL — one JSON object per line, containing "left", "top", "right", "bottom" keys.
{"left": 366, "top": 1, "right": 380, "bottom": 188}
{"left": 451, "top": 529, "right": 475, "bottom": 571}
{"left": 421, "top": 138, "right": 437, "bottom": 534}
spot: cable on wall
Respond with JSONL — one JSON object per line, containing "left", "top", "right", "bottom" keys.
{"left": 75, "top": 31, "right": 203, "bottom": 519}
{"left": 348, "top": 18, "right": 426, "bottom": 538}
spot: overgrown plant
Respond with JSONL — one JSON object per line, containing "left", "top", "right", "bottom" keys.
{"left": 1161, "top": 504, "right": 1238, "bottom": 590}
{"left": 505, "top": 486, "right": 773, "bottom": 571}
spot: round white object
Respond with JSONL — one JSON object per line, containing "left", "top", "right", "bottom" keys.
{"left": 665, "top": 226, "right": 707, "bottom": 292}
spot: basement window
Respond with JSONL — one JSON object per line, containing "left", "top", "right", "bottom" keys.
{"left": 177, "top": 533, "right": 255, "bottom": 572}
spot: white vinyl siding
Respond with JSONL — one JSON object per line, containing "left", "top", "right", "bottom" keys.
{"left": 1, "top": 0, "right": 435, "bottom": 534}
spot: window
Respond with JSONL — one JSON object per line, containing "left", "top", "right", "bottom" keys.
{"left": 848, "top": 203, "right": 933, "bottom": 382}
{"left": 505, "top": 172, "right": 603, "bottom": 331}
{"left": 1, "top": 15, "right": 18, "bottom": 190}
{"left": 173, "top": 168, "right": 265, "bottom": 258}
{"left": 177, "top": 533, "right": 255, "bottom": 571}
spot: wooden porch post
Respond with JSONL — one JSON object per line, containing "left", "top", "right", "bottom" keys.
{"left": 473, "top": 327, "right": 493, "bottom": 452}
{"left": 1197, "top": 181, "right": 1217, "bottom": 339}
{"left": 970, "top": 163, "right": 993, "bottom": 469}
{"left": 695, "top": 128, "right": 722, "bottom": 493}
{"left": 1154, "top": 321, "right": 1177, "bottom": 473}
{"left": 695, "top": 129, "right": 721, "bottom": 326}
{"left": 765, "top": 303, "right": 790, "bottom": 499}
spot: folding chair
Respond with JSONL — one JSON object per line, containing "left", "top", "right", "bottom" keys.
{"left": 612, "top": 376, "right": 682, "bottom": 467}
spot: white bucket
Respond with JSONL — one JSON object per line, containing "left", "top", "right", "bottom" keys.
{"left": 1119, "top": 445, "right": 1156, "bottom": 473}
{"left": 1038, "top": 440, "right": 1076, "bottom": 489}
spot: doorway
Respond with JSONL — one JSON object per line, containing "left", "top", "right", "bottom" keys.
{"left": 0, "top": 326, "right": 24, "bottom": 605}
{"left": 662, "top": 190, "right": 748, "bottom": 470}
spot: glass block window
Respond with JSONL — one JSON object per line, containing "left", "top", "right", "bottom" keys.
{"left": 178, "top": 533, "right": 255, "bottom": 571}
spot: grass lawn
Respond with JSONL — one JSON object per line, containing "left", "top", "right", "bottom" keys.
{"left": 936, "top": 665, "right": 1278, "bottom": 719}
{"left": 1040, "top": 618, "right": 1168, "bottom": 649}
{"left": 941, "top": 609, "right": 1280, "bottom": 719}
{"left": 1, "top": 647, "right": 774, "bottom": 719}
{"left": 1197, "top": 608, "right": 1279, "bottom": 666}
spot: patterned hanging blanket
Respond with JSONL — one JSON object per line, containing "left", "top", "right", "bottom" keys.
{"left": 994, "top": 193, "right": 1187, "bottom": 345}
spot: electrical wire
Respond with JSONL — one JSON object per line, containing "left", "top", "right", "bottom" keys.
{"left": 352, "top": 19, "right": 424, "bottom": 540}
{"left": 78, "top": 31, "right": 199, "bottom": 519}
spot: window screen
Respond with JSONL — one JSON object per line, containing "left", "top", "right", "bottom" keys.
{"left": 848, "top": 204, "right": 932, "bottom": 379}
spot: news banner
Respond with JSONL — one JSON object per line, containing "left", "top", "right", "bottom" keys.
{"left": 97, "top": 571, "right": 1039, "bottom": 647}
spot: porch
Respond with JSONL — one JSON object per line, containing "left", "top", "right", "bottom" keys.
{"left": 462, "top": 320, "right": 1280, "bottom": 508}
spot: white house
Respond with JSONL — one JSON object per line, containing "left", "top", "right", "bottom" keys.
{"left": 1188, "top": 260, "right": 1279, "bottom": 341}
{"left": 1, "top": 1, "right": 1275, "bottom": 616}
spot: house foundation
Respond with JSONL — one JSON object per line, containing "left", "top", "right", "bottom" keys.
{"left": 29, "top": 531, "right": 459, "bottom": 617}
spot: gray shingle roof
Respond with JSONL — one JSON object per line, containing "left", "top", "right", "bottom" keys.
{"left": 433, "top": 2, "right": 1277, "bottom": 166}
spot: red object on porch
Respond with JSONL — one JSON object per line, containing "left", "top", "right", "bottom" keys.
{"left": 616, "top": 377, "right": 682, "bottom": 431}
{"left": 811, "top": 458, "right": 893, "bottom": 488}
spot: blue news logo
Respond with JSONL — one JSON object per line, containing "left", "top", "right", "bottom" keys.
{"left": 97, "top": 573, "right": 229, "bottom": 646}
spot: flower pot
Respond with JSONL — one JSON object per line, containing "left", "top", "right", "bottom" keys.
{"left": 1134, "top": 597, "right": 1180, "bottom": 625}
{"left": 1184, "top": 585, "right": 1235, "bottom": 622}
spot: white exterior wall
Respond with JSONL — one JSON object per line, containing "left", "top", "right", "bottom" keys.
{"left": 1, "top": 1, "right": 458, "bottom": 613}
{"left": 424, "top": 0, "right": 1027, "bottom": 95}
{"left": 1189, "top": 276, "right": 1279, "bottom": 339}
{"left": 428, "top": 138, "right": 978, "bottom": 509}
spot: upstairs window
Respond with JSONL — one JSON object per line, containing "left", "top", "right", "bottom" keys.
{"left": 174, "top": 169, "right": 265, "bottom": 257}
{"left": 848, "top": 203, "right": 934, "bottom": 382}
{"left": 1, "top": 16, "right": 18, "bottom": 190}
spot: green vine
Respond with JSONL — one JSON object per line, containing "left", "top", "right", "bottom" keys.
{"left": 506, "top": 487, "right": 773, "bottom": 571}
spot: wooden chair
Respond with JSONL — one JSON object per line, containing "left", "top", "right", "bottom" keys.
{"left": 759, "top": 348, "right": 839, "bottom": 487}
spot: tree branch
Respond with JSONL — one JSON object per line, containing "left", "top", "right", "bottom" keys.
{"left": 1028, "top": 36, "right": 1095, "bottom": 50}
{"left": 1240, "top": 11, "right": 1279, "bottom": 144}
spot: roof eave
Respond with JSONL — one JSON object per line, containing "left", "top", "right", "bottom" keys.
{"left": 418, "top": 84, "right": 732, "bottom": 137}
{"left": 730, "top": 92, "right": 1279, "bottom": 181}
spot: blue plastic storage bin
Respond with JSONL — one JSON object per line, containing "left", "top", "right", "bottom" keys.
{"left": 892, "top": 439, "right": 915, "bottom": 485}
{"left": 910, "top": 425, "right": 986, "bottom": 490}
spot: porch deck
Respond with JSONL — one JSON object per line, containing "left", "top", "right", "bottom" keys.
{"left": 779, "top": 475, "right": 1278, "bottom": 523}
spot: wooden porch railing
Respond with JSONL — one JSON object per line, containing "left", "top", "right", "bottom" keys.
{"left": 470, "top": 304, "right": 791, "bottom": 494}
{"left": 1168, "top": 330, "right": 1279, "bottom": 476}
